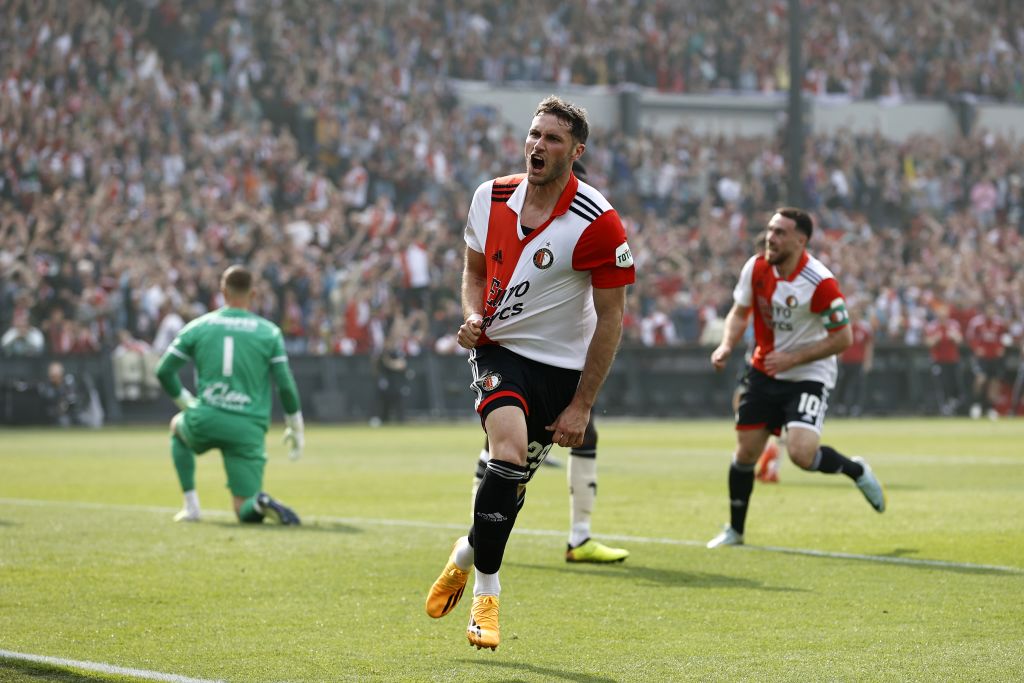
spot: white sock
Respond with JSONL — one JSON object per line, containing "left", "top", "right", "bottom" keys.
{"left": 453, "top": 535, "right": 474, "bottom": 571}
{"left": 473, "top": 569, "right": 500, "bottom": 597}
{"left": 183, "top": 490, "right": 200, "bottom": 515}
{"left": 568, "top": 455, "right": 597, "bottom": 547}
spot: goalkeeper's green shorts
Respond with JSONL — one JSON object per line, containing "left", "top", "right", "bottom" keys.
{"left": 175, "top": 406, "right": 267, "bottom": 498}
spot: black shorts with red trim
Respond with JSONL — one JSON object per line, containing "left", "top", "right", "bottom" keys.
{"left": 468, "top": 344, "right": 581, "bottom": 479}
{"left": 736, "top": 367, "right": 830, "bottom": 435}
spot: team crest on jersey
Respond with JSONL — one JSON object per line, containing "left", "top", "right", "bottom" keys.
{"left": 533, "top": 248, "right": 554, "bottom": 269}
{"left": 478, "top": 373, "right": 502, "bottom": 392}
{"left": 785, "top": 295, "right": 799, "bottom": 308}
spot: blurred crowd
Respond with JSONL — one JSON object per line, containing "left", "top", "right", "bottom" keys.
{"left": 1, "top": 0, "right": 1023, "bottom": 392}
{"left": 445, "top": 0, "right": 1024, "bottom": 101}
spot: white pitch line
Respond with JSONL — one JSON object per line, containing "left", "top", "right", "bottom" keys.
{"left": 0, "top": 649, "right": 224, "bottom": 683}
{"left": 0, "top": 497, "right": 1021, "bottom": 575}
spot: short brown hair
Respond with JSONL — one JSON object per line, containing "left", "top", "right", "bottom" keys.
{"left": 221, "top": 265, "right": 254, "bottom": 296}
{"left": 775, "top": 207, "right": 813, "bottom": 240}
{"left": 535, "top": 95, "right": 589, "bottom": 144}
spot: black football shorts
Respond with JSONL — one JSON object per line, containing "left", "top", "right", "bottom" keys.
{"left": 736, "top": 367, "right": 830, "bottom": 435}
{"left": 468, "top": 343, "right": 581, "bottom": 480}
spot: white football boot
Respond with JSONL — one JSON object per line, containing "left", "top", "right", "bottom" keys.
{"left": 706, "top": 525, "right": 744, "bottom": 548}
{"left": 852, "top": 456, "right": 886, "bottom": 512}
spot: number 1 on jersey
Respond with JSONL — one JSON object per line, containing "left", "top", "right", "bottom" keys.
{"left": 223, "top": 336, "right": 234, "bottom": 376}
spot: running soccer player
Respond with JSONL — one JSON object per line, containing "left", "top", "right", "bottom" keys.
{"left": 470, "top": 160, "right": 628, "bottom": 565}
{"left": 155, "top": 265, "right": 303, "bottom": 525}
{"left": 426, "top": 96, "right": 634, "bottom": 650}
{"left": 707, "top": 208, "right": 885, "bottom": 548}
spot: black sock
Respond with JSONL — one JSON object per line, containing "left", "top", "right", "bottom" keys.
{"left": 470, "top": 460, "right": 528, "bottom": 574}
{"left": 811, "top": 445, "right": 863, "bottom": 480}
{"left": 729, "top": 461, "right": 756, "bottom": 535}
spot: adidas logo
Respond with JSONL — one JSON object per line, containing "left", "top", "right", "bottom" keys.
{"left": 475, "top": 511, "right": 509, "bottom": 522}
{"left": 492, "top": 250, "right": 503, "bottom": 263}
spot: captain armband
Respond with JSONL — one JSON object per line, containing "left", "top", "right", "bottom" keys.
{"left": 821, "top": 298, "right": 849, "bottom": 330}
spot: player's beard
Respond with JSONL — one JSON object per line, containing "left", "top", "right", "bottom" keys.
{"left": 765, "top": 243, "right": 789, "bottom": 265}
{"left": 527, "top": 152, "right": 572, "bottom": 186}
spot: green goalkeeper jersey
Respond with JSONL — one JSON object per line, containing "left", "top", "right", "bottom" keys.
{"left": 157, "top": 307, "right": 301, "bottom": 429}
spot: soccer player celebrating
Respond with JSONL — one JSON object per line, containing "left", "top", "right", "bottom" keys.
{"left": 426, "top": 96, "right": 635, "bottom": 650}
{"left": 707, "top": 209, "right": 885, "bottom": 548}
{"left": 469, "top": 161, "right": 629, "bottom": 566}
{"left": 155, "top": 265, "right": 303, "bottom": 526}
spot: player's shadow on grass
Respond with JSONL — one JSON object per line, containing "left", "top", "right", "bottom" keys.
{"left": 853, "top": 548, "right": 1018, "bottom": 577}
{"left": 746, "top": 545, "right": 1019, "bottom": 577}
{"left": 775, "top": 480, "right": 924, "bottom": 493}
{"left": 204, "top": 519, "right": 362, "bottom": 534}
{"left": 457, "top": 658, "right": 618, "bottom": 683}
{"left": 0, "top": 659, "right": 125, "bottom": 682}
{"left": 507, "top": 561, "right": 806, "bottom": 593}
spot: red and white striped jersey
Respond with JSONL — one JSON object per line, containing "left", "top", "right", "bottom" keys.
{"left": 465, "top": 172, "right": 635, "bottom": 370}
{"left": 734, "top": 251, "right": 848, "bottom": 387}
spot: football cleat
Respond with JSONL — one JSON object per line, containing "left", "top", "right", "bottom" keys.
{"left": 466, "top": 595, "right": 500, "bottom": 650}
{"left": 706, "top": 525, "right": 744, "bottom": 548}
{"left": 173, "top": 508, "right": 200, "bottom": 523}
{"left": 565, "top": 538, "right": 629, "bottom": 563}
{"left": 755, "top": 441, "right": 780, "bottom": 483}
{"left": 852, "top": 457, "right": 886, "bottom": 513}
{"left": 426, "top": 542, "right": 470, "bottom": 618}
{"left": 256, "top": 492, "right": 301, "bottom": 525}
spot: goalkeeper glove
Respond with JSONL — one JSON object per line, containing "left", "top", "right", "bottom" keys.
{"left": 283, "top": 412, "right": 305, "bottom": 461}
{"left": 173, "top": 388, "right": 198, "bottom": 411}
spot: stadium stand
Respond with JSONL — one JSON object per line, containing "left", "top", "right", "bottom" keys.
{"left": 1, "top": 0, "right": 1022, "bottom": 418}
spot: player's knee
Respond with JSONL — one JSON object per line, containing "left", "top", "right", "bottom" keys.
{"left": 787, "top": 446, "right": 816, "bottom": 470}
{"left": 488, "top": 443, "right": 527, "bottom": 467}
{"left": 734, "top": 447, "right": 761, "bottom": 465}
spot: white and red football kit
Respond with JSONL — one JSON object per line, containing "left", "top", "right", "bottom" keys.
{"left": 734, "top": 251, "right": 849, "bottom": 388}
{"left": 966, "top": 314, "right": 1008, "bottom": 360}
{"left": 465, "top": 172, "right": 635, "bottom": 370}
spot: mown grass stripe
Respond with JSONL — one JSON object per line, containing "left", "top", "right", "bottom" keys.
{"left": 1, "top": 497, "right": 1019, "bottom": 575}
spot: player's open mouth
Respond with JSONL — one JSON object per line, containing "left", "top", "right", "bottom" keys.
{"left": 530, "top": 154, "right": 545, "bottom": 171}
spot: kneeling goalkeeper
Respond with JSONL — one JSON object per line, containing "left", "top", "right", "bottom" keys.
{"left": 155, "top": 265, "right": 304, "bottom": 525}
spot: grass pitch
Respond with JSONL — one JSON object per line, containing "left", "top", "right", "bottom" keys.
{"left": 1, "top": 418, "right": 1022, "bottom": 682}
